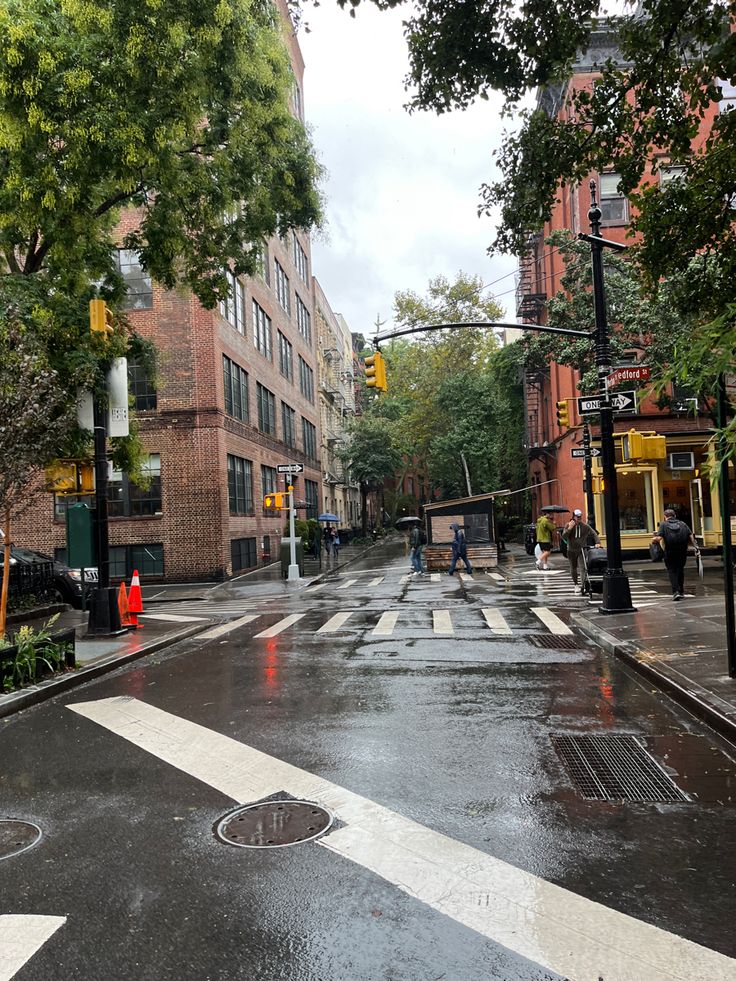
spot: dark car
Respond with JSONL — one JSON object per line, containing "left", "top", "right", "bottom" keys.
{"left": 3, "top": 547, "right": 98, "bottom": 608}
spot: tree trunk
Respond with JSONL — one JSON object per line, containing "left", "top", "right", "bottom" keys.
{"left": 0, "top": 507, "right": 11, "bottom": 638}
{"left": 360, "top": 482, "right": 368, "bottom": 536}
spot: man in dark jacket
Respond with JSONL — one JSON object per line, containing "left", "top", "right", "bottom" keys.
{"left": 448, "top": 523, "right": 472, "bottom": 576}
{"left": 562, "top": 509, "right": 600, "bottom": 594}
{"left": 651, "top": 508, "right": 698, "bottom": 601}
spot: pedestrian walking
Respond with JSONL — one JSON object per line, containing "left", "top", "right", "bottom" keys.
{"left": 323, "top": 525, "right": 333, "bottom": 560}
{"left": 332, "top": 529, "right": 341, "bottom": 563}
{"left": 562, "top": 509, "right": 600, "bottom": 593}
{"left": 448, "top": 523, "right": 472, "bottom": 576}
{"left": 534, "top": 513, "right": 557, "bottom": 570}
{"left": 651, "top": 508, "right": 698, "bottom": 601}
{"left": 410, "top": 523, "right": 427, "bottom": 574}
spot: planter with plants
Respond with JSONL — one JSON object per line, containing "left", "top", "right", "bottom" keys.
{"left": 0, "top": 615, "right": 76, "bottom": 693}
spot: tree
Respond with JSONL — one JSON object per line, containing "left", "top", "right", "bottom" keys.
{"left": 340, "top": 414, "right": 403, "bottom": 534}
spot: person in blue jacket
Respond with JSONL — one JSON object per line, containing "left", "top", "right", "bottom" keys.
{"left": 448, "top": 523, "right": 473, "bottom": 576}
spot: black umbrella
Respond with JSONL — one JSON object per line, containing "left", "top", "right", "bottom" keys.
{"left": 540, "top": 505, "right": 570, "bottom": 514}
{"left": 395, "top": 516, "right": 421, "bottom": 528}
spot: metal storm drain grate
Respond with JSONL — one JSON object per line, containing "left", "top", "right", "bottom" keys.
{"left": 0, "top": 820, "right": 42, "bottom": 861}
{"left": 551, "top": 735, "right": 691, "bottom": 803}
{"left": 527, "top": 634, "right": 580, "bottom": 650}
{"left": 215, "top": 800, "right": 334, "bottom": 849}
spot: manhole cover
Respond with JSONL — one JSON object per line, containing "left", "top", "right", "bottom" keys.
{"left": 215, "top": 800, "right": 334, "bottom": 849}
{"left": 527, "top": 634, "right": 580, "bottom": 650}
{"left": 0, "top": 820, "right": 42, "bottom": 860}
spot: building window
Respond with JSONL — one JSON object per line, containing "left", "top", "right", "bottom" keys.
{"left": 109, "top": 454, "right": 161, "bottom": 517}
{"left": 128, "top": 358, "right": 157, "bottom": 411}
{"left": 292, "top": 79, "right": 303, "bottom": 121}
{"left": 302, "top": 418, "right": 317, "bottom": 459}
{"left": 281, "top": 402, "right": 296, "bottom": 448}
{"left": 256, "top": 243, "right": 270, "bottom": 286}
{"left": 252, "top": 300, "right": 272, "bottom": 359}
{"left": 659, "top": 165, "right": 686, "bottom": 186}
{"left": 223, "top": 355, "right": 249, "bottom": 422}
{"left": 599, "top": 173, "right": 628, "bottom": 224}
{"left": 305, "top": 479, "right": 319, "bottom": 517}
{"left": 227, "top": 454, "right": 254, "bottom": 514}
{"left": 296, "top": 295, "right": 311, "bottom": 344}
{"left": 278, "top": 332, "right": 293, "bottom": 381}
{"left": 293, "top": 237, "right": 308, "bottom": 282}
{"left": 261, "top": 465, "right": 277, "bottom": 515}
{"left": 274, "top": 260, "right": 290, "bottom": 314}
{"left": 115, "top": 250, "right": 153, "bottom": 310}
{"left": 256, "top": 383, "right": 276, "bottom": 435}
{"left": 218, "top": 271, "right": 245, "bottom": 333}
{"left": 298, "top": 356, "right": 314, "bottom": 403}
{"left": 109, "top": 543, "right": 164, "bottom": 578}
{"left": 231, "top": 537, "right": 257, "bottom": 572}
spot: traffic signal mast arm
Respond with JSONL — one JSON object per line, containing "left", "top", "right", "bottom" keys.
{"left": 373, "top": 321, "right": 592, "bottom": 345}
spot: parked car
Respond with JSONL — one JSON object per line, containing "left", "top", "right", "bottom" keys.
{"left": 1, "top": 547, "right": 98, "bottom": 608}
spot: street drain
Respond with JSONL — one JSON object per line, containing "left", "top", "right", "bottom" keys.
{"left": 551, "top": 735, "right": 691, "bottom": 803}
{"left": 0, "top": 820, "right": 42, "bottom": 861}
{"left": 527, "top": 634, "right": 580, "bottom": 650}
{"left": 215, "top": 800, "right": 334, "bottom": 849}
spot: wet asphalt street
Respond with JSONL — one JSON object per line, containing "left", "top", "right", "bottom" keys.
{"left": 2, "top": 542, "right": 736, "bottom": 980}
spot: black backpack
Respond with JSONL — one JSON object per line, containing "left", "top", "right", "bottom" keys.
{"left": 419, "top": 528, "right": 427, "bottom": 546}
{"left": 662, "top": 519, "right": 689, "bottom": 549}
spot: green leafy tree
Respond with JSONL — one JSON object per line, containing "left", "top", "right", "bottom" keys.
{"left": 340, "top": 413, "right": 403, "bottom": 534}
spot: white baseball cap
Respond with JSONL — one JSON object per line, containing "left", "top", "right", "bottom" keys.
{"left": 573, "top": 509, "right": 583, "bottom": 517}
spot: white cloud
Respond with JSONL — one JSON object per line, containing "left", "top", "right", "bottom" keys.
{"left": 299, "top": 4, "right": 519, "bottom": 339}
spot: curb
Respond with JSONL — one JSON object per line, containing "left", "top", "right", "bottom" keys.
{"left": 0, "top": 621, "right": 212, "bottom": 720}
{"left": 573, "top": 613, "right": 736, "bottom": 746}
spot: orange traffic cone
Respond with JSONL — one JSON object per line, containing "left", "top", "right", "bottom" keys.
{"left": 117, "top": 581, "right": 134, "bottom": 629}
{"left": 128, "top": 569, "right": 144, "bottom": 628}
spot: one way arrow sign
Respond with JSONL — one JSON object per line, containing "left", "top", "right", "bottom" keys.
{"left": 571, "top": 447, "right": 602, "bottom": 458}
{"left": 576, "top": 390, "right": 636, "bottom": 414}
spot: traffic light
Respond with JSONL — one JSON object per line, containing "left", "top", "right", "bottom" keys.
{"left": 624, "top": 429, "right": 645, "bottom": 461}
{"left": 642, "top": 435, "right": 667, "bottom": 460}
{"left": 365, "top": 351, "right": 387, "bottom": 392}
{"left": 79, "top": 462, "right": 95, "bottom": 494}
{"left": 555, "top": 399, "right": 570, "bottom": 428}
{"left": 43, "top": 461, "right": 77, "bottom": 494}
{"left": 264, "top": 492, "right": 286, "bottom": 510}
{"left": 89, "top": 298, "right": 114, "bottom": 337}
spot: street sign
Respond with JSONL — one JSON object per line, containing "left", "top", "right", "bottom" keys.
{"left": 606, "top": 365, "right": 650, "bottom": 388}
{"left": 576, "top": 390, "right": 637, "bottom": 414}
{"left": 277, "top": 463, "right": 304, "bottom": 474}
{"left": 571, "top": 447, "right": 602, "bottom": 458}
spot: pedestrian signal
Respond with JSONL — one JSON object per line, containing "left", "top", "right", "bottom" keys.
{"left": 264, "top": 492, "right": 286, "bottom": 510}
{"left": 89, "top": 298, "right": 114, "bottom": 337}
{"left": 555, "top": 400, "right": 570, "bottom": 428}
{"left": 365, "top": 351, "right": 388, "bottom": 392}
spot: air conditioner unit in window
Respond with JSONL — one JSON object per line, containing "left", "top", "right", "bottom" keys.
{"left": 667, "top": 452, "right": 695, "bottom": 470}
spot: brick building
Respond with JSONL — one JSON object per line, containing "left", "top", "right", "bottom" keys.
{"left": 13, "top": 2, "right": 331, "bottom": 582}
{"left": 517, "top": 26, "right": 734, "bottom": 551}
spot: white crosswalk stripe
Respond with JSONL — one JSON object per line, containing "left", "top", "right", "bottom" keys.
{"left": 373, "top": 611, "right": 399, "bottom": 636}
{"left": 531, "top": 607, "right": 572, "bottom": 636}
{"left": 198, "top": 614, "right": 260, "bottom": 640}
{"left": 0, "top": 915, "right": 67, "bottom": 980}
{"left": 430, "top": 573, "right": 441, "bottom": 582}
{"left": 253, "top": 613, "right": 305, "bottom": 638}
{"left": 368, "top": 577, "right": 384, "bottom": 586}
{"left": 317, "top": 611, "right": 355, "bottom": 634}
{"left": 433, "top": 610, "right": 453, "bottom": 634}
{"left": 487, "top": 572, "right": 505, "bottom": 581}
{"left": 337, "top": 579, "right": 358, "bottom": 590}
{"left": 482, "top": 608, "right": 512, "bottom": 635}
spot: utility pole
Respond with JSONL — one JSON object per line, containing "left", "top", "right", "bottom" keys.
{"left": 716, "top": 375, "right": 735, "bottom": 676}
{"left": 580, "top": 180, "right": 635, "bottom": 613}
{"left": 583, "top": 424, "right": 596, "bottom": 529}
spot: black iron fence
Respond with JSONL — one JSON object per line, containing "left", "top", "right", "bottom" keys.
{"left": 5, "top": 561, "right": 55, "bottom": 608}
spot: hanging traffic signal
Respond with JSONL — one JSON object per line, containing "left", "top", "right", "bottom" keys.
{"left": 365, "top": 351, "right": 388, "bottom": 392}
{"left": 555, "top": 399, "right": 570, "bottom": 428}
{"left": 264, "top": 492, "right": 287, "bottom": 510}
{"left": 89, "top": 298, "right": 114, "bottom": 337}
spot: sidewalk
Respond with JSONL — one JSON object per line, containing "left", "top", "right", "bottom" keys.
{"left": 502, "top": 543, "right": 736, "bottom": 744}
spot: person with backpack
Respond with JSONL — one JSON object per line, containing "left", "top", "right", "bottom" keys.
{"left": 410, "top": 523, "right": 427, "bottom": 574}
{"left": 448, "top": 522, "right": 473, "bottom": 576}
{"left": 651, "top": 508, "right": 698, "bottom": 601}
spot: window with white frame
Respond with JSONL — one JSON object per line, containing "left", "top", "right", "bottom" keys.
{"left": 255, "top": 242, "right": 270, "bottom": 286}
{"left": 278, "top": 332, "right": 293, "bottom": 381}
{"left": 274, "top": 260, "right": 290, "bottom": 313}
{"left": 227, "top": 455, "right": 253, "bottom": 514}
{"left": 302, "top": 418, "right": 317, "bottom": 460}
{"left": 660, "top": 165, "right": 686, "bottom": 186}
{"left": 115, "top": 250, "right": 153, "bottom": 310}
{"left": 218, "top": 271, "right": 245, "bottom": 333}
{"left": 599, "top": 173, "right": 628, "bottom": 224}
{"left": 256, "top": 383, "right": 276, "bottom": 435}
{"left": 253, "top": 300, "right": 272, "bottom": 359}
{"left": 293, "top": 237, "right": 309, "bottom": 282}
{"left": 281, "top": 402, "right": 296, "bottom": 448}
{"left": 298, "top": 356, "right": 314, "bottom": 403}
{"left": 223, "top": 355, "right": 249, "bottom": 422}
{"left": 296, "top": 294, "right": 311, "bottom": 344}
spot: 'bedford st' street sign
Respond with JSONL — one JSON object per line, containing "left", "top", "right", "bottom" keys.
{"left": 277, "top": 463, "right": 304, "bottom": 474}
{"left": 576, "top": 390, "right": 636, "bottom": 414}
{"left": 606, "top": 365, "right": 651, "bottom": 388}
{"left": 571, "top": 447, "right": 602, "bottom": 458}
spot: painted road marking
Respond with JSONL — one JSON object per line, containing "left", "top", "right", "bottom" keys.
{"left": 306, "top": 583, "right": 326, "bottom": 593}
{"left": 0, "top": 915, "right": 66, "bottom": 981}
{"left": 399, "top": 574, "right": 412, "bottom": 584}
{"left": 254, "top": 614, "right": 305, "bottom": 638}
{"left": 337, "top": 579, "right": 358, "bottom": 591}
{"left": 140, "top": 613, "right": 209, "bottom": 623}
{"left": 531, "top": 607, "right": 572, "bottom": 635}
{"left": 482, "top": 609, "right": 512, "bottom": 635}
{"left": 487, "top": 572, "right": 504, "bottom": 581}
{"left": 368, "top": 577, "right": 384, "bottom": 586}
{"left": 317, "top": 612, "right": 355, "bottom": 634}
{"left": 430, "top": 574, "right": 440, "bottom": 582}
{"left": 68, "top": 697, "right": 736, "bottom": 981}
{"left": 433, "top": 610, "right": 453, "bottom": 634}
{"left": 373, "top": 611, "right": 399, "bottom": 637}
{"left": 198, "top": 614, "right": 259, "bottom": 640}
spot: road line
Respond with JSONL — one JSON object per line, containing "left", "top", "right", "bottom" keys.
{"left": 337, "top": 579, "right": 358, "bottom": 590}
{"left": 0, "top": 915, "right": 66, "bottom": 981}
{"left": 373, "top": 611, "right": 399, "bottom": 636}
{"left": 67, "top": 697, "right": 736, "bottom": 981}
{"left": 253, "top": 613, "right": 305, "bottom": 638}
{"left": 198, "top": 614, "right": 260, "bottom": 640}
{"left": 487, "top": 572, "right": 504, "bottom": 581}
{"left": 531, "top": 607, "right": 573, "bottom": 635}
{"left": 306, "top": 583, "right": 325, "bottom": 593}
{"left": 399, "top": 574, "right": 412, "bottom": 584}
{"left": 317, "top": 611, "right": 355, "bottom": 634}
{"left": 430, "top": 574, "right": 440, "bottom": 582}
{"left": 368, "top": 577, "right": 384, "bottom": 586}
{"left": 433, "top": 610, "right": 453, "bottom": 634}
{"left": 482, "top": 609, "right": 512, "bottom": 635}
{"left": 140, "top": 613, "right": 209, "bottom": 623}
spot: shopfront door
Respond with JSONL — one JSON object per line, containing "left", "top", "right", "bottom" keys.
{"left": 690, "top": 478, "right": 704, "bottom": 541}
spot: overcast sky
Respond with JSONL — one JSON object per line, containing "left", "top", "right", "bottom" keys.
{"left": 298, "top": 4, "right": 520, "bottom": 341}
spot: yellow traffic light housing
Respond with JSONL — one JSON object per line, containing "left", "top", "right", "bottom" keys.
{"left": 79, "top": 462, "right": 95, "bottom": 494}
{"left": 89, "top": 298, "right": 114, "bottom": 337}
{"left": 625, "top": 429, "right": 645, "bottom": 460}
{"left": 555, "top": 399, "right": 570, "bottom": 428}
{"left": 44, "top": 461, "right": 77, "bottom": 494}
{"left": 365, "top": 351, "right": 388, "bottom": 393}
{"left": 264, "top": 492, "right": 287, "bottom": 510}
{"left": 642, "top": 435, "right": 667, "bottom": 460}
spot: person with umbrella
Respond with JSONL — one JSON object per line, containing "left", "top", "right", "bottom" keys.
{"left": 535, "top": 510, "right": 559, "bottom": 571}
